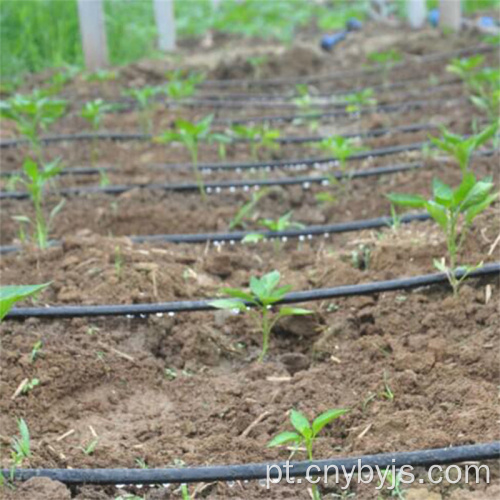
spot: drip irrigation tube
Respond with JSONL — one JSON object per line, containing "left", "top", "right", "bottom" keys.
{"left": 0, "top": 212, "right": 430, "bottom": 256}
{"left": 0, "top": 120, "right": 439, "bottom": 151}
{"left": 200, "top": 44, "right": 496, "bottom": 88}
{"left": 0, "top": 161, "right": 424, "bottom": 201}
{"left": 3, "top": 442, "right": 499, "bottom": 485}
{"left": 4, "top": 262, "right": 499, "bottom": 319}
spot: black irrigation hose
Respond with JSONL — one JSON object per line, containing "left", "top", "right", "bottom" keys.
{"left": 0, "top": 161, "right": 424, "bottom": 200}
{"left": 5, "top": 262, "right": 499, "bottom": 319}
{"left": 200, "top": 44, "right": 497, "bottom": 88}
{"left": 4, "top": 442, "right": 499, "bottom": 485}
{"left": 0, "top": 120, "right": 439, "bottom": 152}
{"left": 0, "top": 212, "right": 430, "bottom": 255}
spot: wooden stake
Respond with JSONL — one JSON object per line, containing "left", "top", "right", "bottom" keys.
{"left": 77, "top": 0, "right": 109, "bottom": 71}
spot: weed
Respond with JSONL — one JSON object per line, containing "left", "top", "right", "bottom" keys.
{"left": 268, "top": 408, "right": 348, "bottom": 499}
{"left": 0, "top": 92, "right": 66, "bottom": 161}
{"left": 30, "top": 340, "right": 43, "bottom": 363}
{"left": 9, "top": 418, "right": 31, "bottom": 481}
{"left": 377, "top": 469, "right": 405, "bottom": 499}
{"left": 80, "top": 438, "right": 99, "bottom": 456}
{"left": 209, "top": 270, "right": 312, "bottom": 361}
{"left": 429, "top": 123, "right": 498, "bottom": 173}
{"left": 387, "top": 172, "right": 497, "bottom": 295}
{"left": 123, "top": 86, "right": 162, "bottom": 133}
{"left": 0, "top": 283, "right": 50, "bottom": 322}
{"left": 13, "top": 158, "right": 64, "bottom": 249}
{"left": 231, "top": 124, "right": 280, "bottom": 161}
{"left": 154, "top": 115, "right": 214, "bottom": 199}
{"left": 21, "top": 378, "right": 40, "bottom": 395}
{"left": 135, "top": 458, "right": 148, "bottom": 469}
{"left": 380, "top": 372, "right": 394, "bottom": 401}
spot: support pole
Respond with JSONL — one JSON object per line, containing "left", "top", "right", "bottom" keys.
{"left": 77, "top": 0, "right": 109, "bottom": 71}
{"left": 153, "top": 0, "right": 176, "bottom": 51}
{"left": 440, "top": 0, "right": 462, "bottom": 31}
{"left": 407, "top": 0, "right": 427, "bottom": 29}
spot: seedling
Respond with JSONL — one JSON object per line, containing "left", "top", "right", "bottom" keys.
{"left": 84, "top": 69, "right": 117, "bottom": 82}
{"left": 351, "top": 244, "right": 371, "bottom": 270}
{"left": 10, "top": 418, "right": 31, "bottom": 479}
{"left": 446, "top": 55, "right": 485, "bottom": 90}
{"left": 469, "top": 68, "right": 500, "bottom": 120}
{"left": 231, "top": 124, "right": 280, "bottom": 161}
{"left": 44, "top": 65, "right": 80, "bottom": 96}
{"left": 208, "top": 131, "right": 232, "bottom": 161}
{"left": 268, "top": 408, "right": 348, "bottom": 499}
{"left": 248, "top": 55, "right": 268, "bottom": 78}
{"left": 123, "top": 86, "right": 162, "bottom": 133}
{"left": 229, "top": 187, "right": 270, "bottom": 230}
{"left": 80, "top": 99, "right": 114, "bottom": 165}
{"left": 154, "top": 115, "right": 214, "bottom": 199}
{"left": 0, "top": 92, "right": 66, "bottom": 161}
{"left": 13, "top": 158, "right": 64, "bottom": 249}
{"left": 292, "top": 84, "right": 320, "bottom": 132}
{"left": 377, "top": 469, "right": 405, "bottom": 499}
{"left": 164, "top": 70, "right": 204, "bottom": 101}
{"left": 368, "top": 49, "right": 402, "bottom": 86}
{"left": 135, "top": 458, "right": 148, "bottom": 469}
{"left": 243, "top": 211, "right": 304, "bottom": 250}
{"left": 30, "top": 341, "right": 43, "bottom": 363}
{"left": 380, "top": 372, "right": 394, "bottom": 401}
{"left": 21, "top": 378, "right": 40, "bottom": 394}
{"left": 80, "top": 438, "right": 99, "bottom": 456}
{"left": 0, "top": 283, "right": 50, "bottom": 322}
{"left": 344, "top": 88, "right": 377, "bottom": 114}
{"left": 209, "top": 270, "right": 312, "bottom": 361}
{"left": 429, "top": 123, "right": 498, "bottom": 173}
{"left": 387, "top": 172, "right": 497, "bottom": 296}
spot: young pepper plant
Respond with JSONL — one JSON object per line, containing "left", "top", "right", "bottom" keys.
{"left": 387, "top": 173, "right": 497, "bottom": 296}
{"left": 0, "top": 92, "right": 66, "bottom": 161}
{"left": 343, "top": 88, "right": 377, "bottom": 115}
{"left": 123, "top": 86, "right": 162, "bottom": 133}
{"left": 429, "top": 123, "right": 498, "bottom": 173}
{"left": 80, "top": 99, "right": 114, "bottom": 165}
{"left": 209, "top": 271, "right": 312, "bottom": 362}
{"left": 231, "top": 124, "right": 281, "bottom": 161}
{"left": 268, "top": 408, "right": 348, "bottom": 500}
{"left": 446, "top": 54, "right": 485, "bottom": 90}
{"left": 154, "top": 115, "right": 214, "bottom": 200}
{"left": 0, "top": 283, "right": 50, "bottom": 322}
{"left": 13, "top": 158, "right": 64, "bottom": 249}
{"left": 367, "top": 49, "right": 402, "bottom": 86}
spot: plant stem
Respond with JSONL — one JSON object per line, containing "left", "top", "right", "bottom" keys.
{"left": 258, "top": 308, "right": 270, "bottom": 362}
{"left": 191, "top": 146, "right": 206, "bottom": 202}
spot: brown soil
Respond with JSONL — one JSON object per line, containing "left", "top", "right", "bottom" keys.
{"left": 1, "top": 21, "right": 499, "bottom": 500}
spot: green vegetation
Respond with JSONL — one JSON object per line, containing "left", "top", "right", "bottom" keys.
{"left": 0, "top": 283, "right": 50, "bottom": 322}
{"left": 367, "top": 49, "right": 402, "bottom": 85}
{"left": 165, "top": 70, "right": 204, "bottom": 101}
{"left": 154, "top": 115, "right": 214, "bottom": 199}
{"left": 0, "top": 93, "right": 66, "bottom": 161}
{"left": 209, "top": 270, "right": 312, "bottom": 361}
{"left": 229, "top": 188, "right": 270, "bottom": 230}
{"left": 343, "top": 88, "right": 377, "bottom": 114}
{"left": 123, "top": 86, "right": 162, "bottom": 133}
{"left": 80, "top": 99, "right": 114, "bottom": 164}
{"left": 12, "top": 158, "right": 64, "bottom": 249}
{"left": 9, "top": 418, "right": 31, "bottom": 479}
{"left": 231, "top": 124, "right": 281, "bottom": 161}
{"left": 268, "top": 408, "right": 348, "bottom": 500}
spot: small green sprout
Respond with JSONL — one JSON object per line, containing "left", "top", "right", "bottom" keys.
{"left": 80, "top": 438, "right": 99, "bottom": 456}
{"left": 469, "top": 68, "right": 500, "bottom": 120}
{"left": 154, "top": 115, "right": 214, "bottom": 199}
{"left": 0, "top": 92, "right": 66, "bottom": 161}
{"left": 0, "top": 283, "right": 50, "bottom": 322}
{"left": 229, "top": 187, "right": 270, "bottom": 230}
{"left": 292, "top": 85, "right": 320, "bottom": 131}
{"left": 380, "top": 372, "right": 394, "bottom": 401}
{"left": 208, "top": 131, "right": 233, "bottom": 161}
{"left": 135, "top": 458, "right": 148, "bottom": 469}
{"left": 84, "top": 69, "right": 117, "bottom": 82}
{"left": 429, "top": 123, "right": 498, "bottom": 173}
{"left": 81, "top": 99, "right": 114, "bottom": 165}
{"left": 10, "top": 418, "right": 31, "bottom": 475}
{"left": 209, "top": 270, "right": 312, "bottom": 361}
{"left": 351, "top": 244, "right": 371, "bottom": 270}
{"left": 30, "top": 340, "right": 43, "bottom": 363}
{"left": 344, "top": 88, "right": 377, "bottom": 114}
{"left": 231, "top": 124, "right": 280, "bottom": 161}
{"left": 268, "top": 408, "right": 348, "bottom": 500}
{"left": 123, "top": 86, "right": 162, "bottom": 133}
{"left": 367, "top": 49, "right": 402, "bottom": 86}
{"left": 165, "top": 70, "right": 204, "bottom": 101}
{"left": 21, "top": 378, "right": 40, "bottom": 394}
{"left": 13, "top": 157, "right": 64, "bottom": 249}
{"left": 387, "top": 173, "right": 497, "bottom": 296}
{"left": 378, "top": 468, "right": 405, "bottom": 499}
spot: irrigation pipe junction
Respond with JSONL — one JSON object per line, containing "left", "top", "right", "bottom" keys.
{"left": 4, "top": 262, "right": 499, "bottom": 320}
{"left": 3, "top": 442, "right": 499, "bottom": 485}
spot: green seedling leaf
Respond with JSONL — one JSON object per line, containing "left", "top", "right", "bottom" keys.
{"left": 290, "top": 409, "right": 311, "bottom": 437}
{"left": 465, "top": 192, "right": 498, "bottom": 224}
{"left": 312, "top": 408, "right": 349, "bottom": 437}
{"left": 425, "top": 200, "right": 448, "bottom": 229}
{"left": 268, "top": 431, "right": 302, "bottom": 448}
{"left": 278, "top": 307, "right": 312, "bottom": 318}
{"left": 242, "top": 233, "right": 265, "bottom": 244}
{"left": 432, "top": 178, "right": 453, "bottom": 206}
{"left": 386, "top": 193, "right": 426, "bottom": 208}
{"left": 208, "top": 299, "right": 246, "bottom": 311}
{"left": 220, "top": 287, "right": 255, "bottom": 301}
{"left": 0, "top": 283, "right": 50, "bottom": 321}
